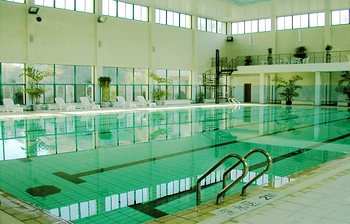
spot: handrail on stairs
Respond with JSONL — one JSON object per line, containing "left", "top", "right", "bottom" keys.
{"left": 196, "top": 153, "right": 248, "bottom": 206}
{"left": 240, "top": 148, "right": 273, "bottom": 196}
{"left": 196, "top": 149, "right": 273, "bottom": 206}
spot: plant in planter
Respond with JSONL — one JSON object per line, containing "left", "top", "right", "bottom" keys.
{"left": 267, "top": 48, "right": 273, "bottom": 65}
{"left": 244, "top": 56, "right": 252, "bottom": 65}
{"left": 98, "top": 76, "right": 112, "bottom": 103}
{"left": 20, "top": 67, "right": 53, "bottom": 106}
{"left": 335, "top": 71, "right": 350, "bottom": 101}
{"left": 273, "top": 75, "right": 303, "bottom": 105}
{"left": 149, "top": 73, "right": 172, "bottom": 104}
{"left": 325, "top": 44, "right": 333, "bottom": 63}
{"left": 294, "top": 46, "right": 307, "bottom": 59}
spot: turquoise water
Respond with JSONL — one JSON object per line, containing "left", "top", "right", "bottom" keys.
{"left": 0, "top": 105, "right": 349, "bottom": 223}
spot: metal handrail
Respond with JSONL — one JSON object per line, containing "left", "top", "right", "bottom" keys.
{"left": 240, "top": 148, "right": 273, "bottom": 196}
{"left": 196, "top": 153, "right": 248, "bottom": 206}
{"left": 216, "top": 157, "right": 248, "bottom": 204}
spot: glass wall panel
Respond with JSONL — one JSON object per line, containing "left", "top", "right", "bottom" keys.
{"left": 1, "top": 63, "right": 24, "bottom": 84}
{"left": 76, "top": 66, "right": 92, "bottom": 84}
{"left": 118, "top": 68, "right": 133, "bottom": 84}
{"left": 168, "top": 70, "right": 179, "bottom": 84}
{"left": 103, "top": 67, "right": 118, "bottom": 84}
{"left": 55, "top": 65, "right": 74, "bottom": 84}
{"left": 134, "top": 69, "right": 148, "bottom": 84}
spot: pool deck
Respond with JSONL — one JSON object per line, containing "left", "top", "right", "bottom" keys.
{"left": 0, "top": 103, "right": 349, "bottom": 223}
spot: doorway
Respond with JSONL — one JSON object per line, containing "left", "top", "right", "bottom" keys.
{"left": 244, "top": 83, "right": 251, "bottom": 102}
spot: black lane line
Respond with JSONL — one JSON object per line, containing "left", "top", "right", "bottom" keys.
{"left": 131, "top": 132, "right": 350, "bottom": 219}
{"left": 53, "top": 116, "right": 349, "bottom": 184}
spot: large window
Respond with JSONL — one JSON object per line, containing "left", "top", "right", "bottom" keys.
{"left": 153, "top": 69, "right": 192, "bottom": 100}
{"left": 232, "top": 18, "right": 271, "bottom": 34}
{"left": 277, "top": 12, "right": 325, "bottom": 30}
{"left": 102, "top": 0, "right": 148, "bottom": 22}
{"left": 0, "top": 63, "right": 25, "bottom": 105}
{"left": 155, "top": 9, "right": 191, "bottom": 28}
{"left": 103, "top": 67, "right": 149, "bottom": 102}
{"left": 3, "top": 0, "right": 25, "bottom": 3}
{"left": 331, "top": 9, "right": 350, "bottom": 25}
{"left": 198, "top": 17, "right": 226, "bottom": 34}
{"left": 0, "top": 63, "right": 93, "bottom": 105}
{"left": 34, "top": 0, "right": 94, "bottom": 13}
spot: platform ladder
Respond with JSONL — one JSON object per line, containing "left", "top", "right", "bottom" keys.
{"left": 196, "top": 148, "right": 272, "bottom": 206}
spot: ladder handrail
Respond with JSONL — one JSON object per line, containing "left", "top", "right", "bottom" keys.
{"left": 196, "top": 149, "right": 272, "bottom": 206}
{"left": 240, "top": 148, "right": 273, "bottom": 196}
{"left": 196, "top": 153, "right": 247, "bottom": 206}
{"left": 216, "top": 157, "right": 248, "bottom": 204}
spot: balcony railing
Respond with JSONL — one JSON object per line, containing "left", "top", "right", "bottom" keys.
{"left": 233, "top": 50, "right": 350, "bottom": 66}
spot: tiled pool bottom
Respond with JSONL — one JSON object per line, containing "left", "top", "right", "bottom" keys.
{"left": 0, "top": 104, "right": 349, "bottom": 223}
{"left": 1, "top": 153, "right": 350, "bottom": 224}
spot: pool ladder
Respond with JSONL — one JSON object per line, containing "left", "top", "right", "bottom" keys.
{"left": 196, "top": 148, "right": 272, "bottom": 206}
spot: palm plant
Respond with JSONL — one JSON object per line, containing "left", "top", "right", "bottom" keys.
{"left": 149, "top": 73, "right": 172, "bottom": 102}
{"left": 98, "top": 76, "right": 112, "bottom": 102}
{"left": 20, "top": 67, "right": 53, "bottom": 105}
{"left": 335, "top": 71, "right": 350, "bottom": 100}
{"left": 274, "top": 75, "right": 303, "bottom": 105}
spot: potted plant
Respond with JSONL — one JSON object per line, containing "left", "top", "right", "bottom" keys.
{"left": 244, "top": 56, "right": 252, "bottom": 66}
{"left": 273, "top": 75, "right": 303, "bottom": 105}
{"left": 325, "top": 44, "right": 333, "bottom": 63}
{"left": 98, "top": 76, "right": 112, "bottom": 107}
{"left": 20, "top": 67, "right": 53, "bottom": 110}
{"left": 149, "top": 73, "right": 172, "bottom": 105}
{"left": 294, "top": 46, "right": 307, "bottom": 59}
{"left": 267, "top": 48, "right": 273, "bottom": 65}
{"left": 335, "top": 71, "right": 350, "bottom": 106}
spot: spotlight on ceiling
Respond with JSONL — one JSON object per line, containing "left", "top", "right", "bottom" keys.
{"left": 98, "top": 16, "right": 107, "bottom": 23}
{"left": 28, "top": 6, "right": 39, "bottom": 14}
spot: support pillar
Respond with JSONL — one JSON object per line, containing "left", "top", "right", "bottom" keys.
{"left": 315, "top": 72, "right": 322, "bottom": 106}
{"left": 259, "top": 73, "right": 265, "bottom": 104}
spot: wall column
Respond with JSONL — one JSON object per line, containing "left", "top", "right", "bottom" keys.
{"left": 259, "top": 73, "right": 265, "bottom": 104}
{"left": 315, "top": 72, "right": 322, "bottom": 106}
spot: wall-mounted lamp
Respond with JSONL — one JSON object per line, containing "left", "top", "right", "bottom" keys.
{"left": 28, "top": 6, "right": 40, "bottom": 14}
{"left": 98, "top": 16, "right": 107, "bottom": 23}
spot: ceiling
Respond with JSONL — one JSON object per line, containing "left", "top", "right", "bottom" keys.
{"left": 221, "top": 0, "right": 275, "bottom": 6}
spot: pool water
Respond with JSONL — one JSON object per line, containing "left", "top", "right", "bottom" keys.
{"left": 0, "top": 105, "right": 349, "bottom": 223}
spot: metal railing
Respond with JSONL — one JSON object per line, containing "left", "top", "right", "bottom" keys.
{"left": 196, "top": 153, "right": 248, "bottom": 206}
{"left": 232, "top": 50, "right": 350, "bottom": 66}
{"left": 196, "top": 148, "right": 272, "bottom": 206}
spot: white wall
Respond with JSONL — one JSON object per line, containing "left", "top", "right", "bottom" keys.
{"left": 1, "top": 0, "right": 350, "bottom": 93}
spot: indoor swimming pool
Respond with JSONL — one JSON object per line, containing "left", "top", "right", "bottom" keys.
{"left": 0, "top": 105, "right": 349, "bottom": 223}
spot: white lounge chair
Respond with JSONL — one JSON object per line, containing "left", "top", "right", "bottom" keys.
{"left": 80, "top": 97, "right": 100, "bottom": 110}
{"left": 116, "top": 96, "right": 137, "bottom": 108}
{"left": 3, "top": 98, "right": 23, "bottom": 114}
{"left": 136, "top": 96, "right": 156, "bottom": 107}
{"left": 55, "top": 97, "right": 75, "bottom": 111}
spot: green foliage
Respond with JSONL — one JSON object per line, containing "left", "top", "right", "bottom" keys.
{"left": 274, "top": 75, "right": 303, "bottom": 102}
{"left": 149, "top": 73, "right": 172, "bottom": 100}
{"left": 335, "top": 71, "right": 350, "bottom": 100}
{"left": 98, "top": 76, "right": 112, "bottom": 87}
{"left": 20, "top": 67, "right": 53, "bottom": 104}
{"left": 294, "top": 46, "right": 307, "bottom": 59}
{"left": 244, "top": 56, "right": 252, "bottom": 65}
{"left": 98, "top": 76, "right": 112, "bottom": 102}
{"left": 325, "top": 44, "right": 333, "bottom": 51}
